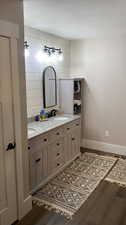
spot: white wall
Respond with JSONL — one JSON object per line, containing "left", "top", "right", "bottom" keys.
{"left": 0, "top": 0, "right": 19, "bottom": 24}
{"left": 25, "top": 26, "right": 70, "bottom": 118}
{"left": 70, "top": 37, "right": 126, "bottom": 148}
{"left": 25, "top": 27, "right": 126, "bottom": 150}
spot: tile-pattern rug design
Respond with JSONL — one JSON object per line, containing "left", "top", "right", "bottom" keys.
{"left": 33, "top": 152, "right": 117, "bottom": 219}
{"left": 106, "top": 158, "right": 126, "bottom": 185}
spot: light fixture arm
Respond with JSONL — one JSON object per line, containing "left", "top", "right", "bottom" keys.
{"left": 44, "top": 45, "right": 63, "bottom": 56}
{"left": 24, "top": 41, "right": 29, "bottom": 49}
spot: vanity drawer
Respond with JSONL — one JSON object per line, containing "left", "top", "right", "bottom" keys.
{"left": 50, "top": 126, "right": 64, "bottom": 141}
{"left": 29, "top": 134, "right": 50, "bottom": 152}
{"left": 64, "top": 123, "right": 73, "bottom": 133}
{"left": 40, "top": 134, "right": 50, "bottom": 145}
{"left": 64, "top": 119, "right": 81, "bottom": 133}
{"left": 71, "top": 119, "right": 81, "bottom": 128}
{"left": 53, "top": 139, "right": 64, "bottom": 159}
{"left": 53, "top": 157, "right": 65, "bottom": 171}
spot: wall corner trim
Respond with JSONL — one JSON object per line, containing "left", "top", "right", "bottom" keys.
{"left": 81, "top": 139, "right": 126, "bottom": 156}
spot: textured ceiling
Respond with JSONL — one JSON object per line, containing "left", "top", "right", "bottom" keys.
{"left": 24, "top": 0, "right": 126, "bottom": 39}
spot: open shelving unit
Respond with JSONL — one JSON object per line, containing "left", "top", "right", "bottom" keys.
{"left": 59, "top": 77, "right": 84, "bottom": 115}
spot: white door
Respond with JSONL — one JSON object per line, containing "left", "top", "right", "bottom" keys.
{"left": 0, "top": 37, "right": 17, "bottom": 225}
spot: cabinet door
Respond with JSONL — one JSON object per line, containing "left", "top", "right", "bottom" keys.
{"left": 29, "top": 147, "right": 48, "bottom": 190}
{"left": 64, "top": 133, "right": 72, "bottom": 162}
{"left": 71, "top": 127, "right": 80, "bottom": 158}
{"left": 64, "top": 126, "right": 80, "bottom": 161}
{"left": 29, "top": 151, "right": 42, "bottom": 190}
{"left": 64, "top": 125, "right": 81, "bottom": 162}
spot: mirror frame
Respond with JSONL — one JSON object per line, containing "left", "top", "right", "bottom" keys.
{"left": 43, "top": 66, "right": 57, "bottom": 108}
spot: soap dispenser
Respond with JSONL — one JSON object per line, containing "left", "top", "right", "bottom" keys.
{"left": 40, "top": 109, "right": 46, "bottom": 120}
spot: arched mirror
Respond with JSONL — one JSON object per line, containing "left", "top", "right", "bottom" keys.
{"left": 43, "top": 66, "right": 57, "bottom": 108}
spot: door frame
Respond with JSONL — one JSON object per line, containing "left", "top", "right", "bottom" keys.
{"left": 0, "top": 20, "right": 32, "bottom": 220}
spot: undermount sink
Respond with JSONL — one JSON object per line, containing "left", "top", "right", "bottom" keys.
{"left": 54, "top": 117, "right": 69, "bottom": 121}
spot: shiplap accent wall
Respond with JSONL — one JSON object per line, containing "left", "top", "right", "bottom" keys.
{"left": 25, "top": 26, "right": 70, "bottom": 118}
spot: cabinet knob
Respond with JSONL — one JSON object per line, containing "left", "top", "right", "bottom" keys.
{"left": 72, "top": 138, "right": 75, "bottom": 141}
{"left": 28, "top": 146, "right": 31, "bottom": 150}
{"left": 44, "top": 138, "right": 47, "bottom": 142}
{"left": 57, "top": 163, "right": 60, "bottom": 167}
{"left": 57, "top": 143, "right": 60, "bottom": 146}
{"left": 67, "top": 127, "right": 70, "bottom": 130}
{"left": 56, "top": 132, "right": 60, "bottom": 135}
{"left": 35, "top": 158, "right": 41, "bottom": 163}
{"left": 57, "top": 153, "right": 60, "bottom": 156}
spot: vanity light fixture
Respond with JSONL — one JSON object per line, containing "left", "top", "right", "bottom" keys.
{"left": 24, "top": 41, "right": 29, "bottom": 57}
{"left": 44, "top": 45, "right": 63, "bottom": 61}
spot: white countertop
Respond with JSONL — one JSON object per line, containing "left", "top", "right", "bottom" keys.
{"left": 28, "top": 114, "right": 81, "bottom": 139}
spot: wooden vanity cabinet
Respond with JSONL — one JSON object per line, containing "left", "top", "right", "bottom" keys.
{"left": 28, "top": 118, "right": 81, "bottom": 192}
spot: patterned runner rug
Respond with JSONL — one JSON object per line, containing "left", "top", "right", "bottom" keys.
{"left": 106, "top": 158, "right": 126, "bottom": 185}
{"left": 33, "top": 152, "right": 117, "bottom": 219}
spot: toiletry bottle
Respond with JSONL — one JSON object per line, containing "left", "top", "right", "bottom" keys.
{"left": 40, "top": 110, "right": 45, "bottom": 120}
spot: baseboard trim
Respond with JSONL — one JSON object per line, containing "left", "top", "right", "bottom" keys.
{"left": 81, "top": 139, "right": 126, "bottom": 156}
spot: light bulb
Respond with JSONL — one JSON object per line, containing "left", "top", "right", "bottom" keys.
{"left": 36, "top": 50, "right": 50, "bottom": 62}
{"left": 36, "top": 50, "right": 43, "bottom": 62}
{"left": 58, "top": 53, "right": 64, "bottom": 62}
{"left": 50, "top": 52, "right": 57, "bottom": 63}
{"left": 45, "top": 55, "right": 51, "bottom": 64}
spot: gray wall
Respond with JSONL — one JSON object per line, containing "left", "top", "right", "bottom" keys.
{"left": 0, "top": 0, "right": 19, "bottom": 23}
{"left": 70, "top": 38, "right": 126, "bottom": 147}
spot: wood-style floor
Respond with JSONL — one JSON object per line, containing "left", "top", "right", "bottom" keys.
{"left": 17, "top": 181, "right": 126, "bottom": 225}
{"left": 16, "top": 149, "right": 126, "bottom": 225}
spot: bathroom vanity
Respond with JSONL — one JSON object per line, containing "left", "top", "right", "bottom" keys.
{"left": 28, "top": 115, "right": 81, "bottom": 192}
